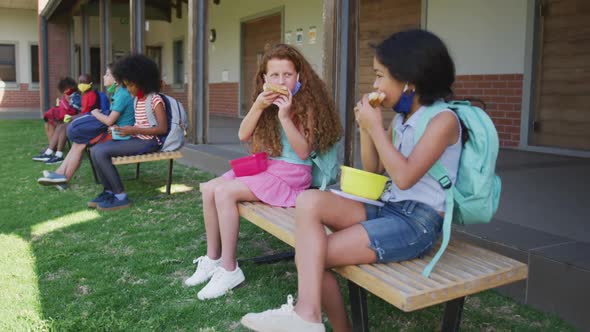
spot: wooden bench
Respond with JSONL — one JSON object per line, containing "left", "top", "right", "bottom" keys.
{"left": 89, "top": 150, "right": 183, "bottom": 194}
{"left": 238, "top": 201, "right": 528, "bottom": 332}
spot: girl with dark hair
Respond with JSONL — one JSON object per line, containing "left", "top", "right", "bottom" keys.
{"left": 37, "top": 63, "right": 135, "bottom": 190}
{"left": 241, "top": 29, "right": 460, "bottom": 332}
{"left": 87, "top": 54, "right": 167, "bottom": 211}
{"left": 185, "top": 44, "right": 342, "bottom": 301}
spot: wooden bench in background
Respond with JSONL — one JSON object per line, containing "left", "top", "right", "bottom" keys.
{"left": 89, "top": 150, "right": 183, "bottom": 195}
{"left": 237, "top": 201, "right": 528, "bottom": 332}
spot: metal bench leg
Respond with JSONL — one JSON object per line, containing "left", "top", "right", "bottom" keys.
{"left": 86, "top": 148, "right": 100, "bottom": 184}
{"left": 441, "top": 297, "right": 465, "bottom": 332}
{"left": 167, "top": 159, "right": 173, "bottom": 195}
{"left": 348, "top": 281, "right": 369, "bottom": 332}
{"left": 135, "top": 163, "right": 140, "bottom": 179}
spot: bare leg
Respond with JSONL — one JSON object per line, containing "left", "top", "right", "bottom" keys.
{"left": 55, "top": 143, "right": 86, "bottom": 180}
{"left": 293, "top": 190, "right": 376, "bottom": 328}
{"left": 44, "top": 122, "right": 56, "bottom": 143}
{"left": 213, "top": 179, "right": 258, "bottom": 271}
{"left": 56, "top": 124, "right": 68, "bottom": 152}
{"left": 321, "top": 271, "right": 351, "bottom": 332}
{"left": 200, "top": 177, "right": 229, "bottom": 259}
{"left": 47, "top": 125, "right": 61, "bottom": 150}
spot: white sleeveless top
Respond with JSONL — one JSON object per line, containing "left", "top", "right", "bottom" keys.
{"left": 380, "top": 106, "right": 462, "bottom": 212}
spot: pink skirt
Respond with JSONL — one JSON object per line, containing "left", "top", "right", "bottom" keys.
{"left": 222, "top": 159, "right": 312, "bottom": 207}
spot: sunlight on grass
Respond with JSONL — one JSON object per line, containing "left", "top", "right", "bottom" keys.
{"left": 0, "top": 234, "right": 50, "bottom": 330}
{"left": 31, "top": 210, "right": 100, "bottom": 237}
{"left": 157, "top": 184, "right": 194, "bottom": 194}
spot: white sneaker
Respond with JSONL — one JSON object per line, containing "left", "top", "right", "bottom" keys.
{"left": 241, "top": 295, "right": 325, "bottom": 332}
{"left": 197, "top": 265, "right": 245, "bottom": 300}
{"left": 184, "top": 256, "right": 221, "bottom": 287}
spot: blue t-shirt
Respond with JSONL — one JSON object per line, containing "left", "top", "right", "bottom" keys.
{"left": 111, "top": 86, "right": 135, "bottom": 127}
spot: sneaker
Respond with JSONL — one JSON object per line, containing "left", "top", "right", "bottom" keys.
{"left": 241, "top": 295, "right": 325, "bottom": 332}
{"left": 96, "top": 195, "right": 131, "bottom": 211}
{"left": 197, "top": 265, "right": 245, "bottom": 300}
{"left": 54, "top": 183, "right": 68, "bottom": 191}
{"left": 32, "top": 153, "right": 52, "bottom": 162}
{"left": 37, "top": 172, "right": 67, "bottom": 185}
{"left": 87, "top": 191, "right": 113, "bottom": 208}
{"left": 45, "top": 156, "right": 64, "bottom": 164}
{"left": 185, "top": 256, "right": 221, "bottom": 287}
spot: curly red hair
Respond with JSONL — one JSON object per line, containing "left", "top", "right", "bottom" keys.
{"left": 250, "top": 44, "right": 342, "bottom": 156}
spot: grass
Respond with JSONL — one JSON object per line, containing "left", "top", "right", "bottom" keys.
{"left": 0, "top": 119, "right": 575, "bottom": 331}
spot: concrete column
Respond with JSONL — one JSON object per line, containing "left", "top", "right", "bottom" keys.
{"left": 130, "top": 0, "right": 145, "bottom": 54}
{"left": 39, "top": 15, "right": 50, "bottom": 114}
{"left": 81, "top": 5, "right": 90, "bottom": 75}
{"left": 324, "top": 0, "right": 359, "bottom": 167}
{"left": 187, "top": 0, "right": 209, "bottom": 144}
{"left": 99, "top": 0, "right": 112, "bottom": 89}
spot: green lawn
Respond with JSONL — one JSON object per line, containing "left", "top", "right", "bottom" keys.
{"left": 0, "top": 120, "right": 574, "bottom": 331}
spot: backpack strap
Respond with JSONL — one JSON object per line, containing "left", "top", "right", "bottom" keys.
{"left": 413, "top": 101, "right": 456, "bottom": 278}
{"left": 310, "top": 151, "right": 328, "bottom": 191}
{"left": 143, "top": 93, "right": 157, "bottom": 127}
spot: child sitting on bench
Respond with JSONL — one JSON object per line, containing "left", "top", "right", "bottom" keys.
{"left": 185, "top": 44, "right": 342, "bottom": 301}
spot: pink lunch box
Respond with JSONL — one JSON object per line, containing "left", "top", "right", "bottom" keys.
{"left": 229, "top": 152, "right": 268, "bottom": 177}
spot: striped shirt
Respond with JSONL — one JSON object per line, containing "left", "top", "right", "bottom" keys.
{"left": 134, "top": 94, "right": 164, "bottom": 140}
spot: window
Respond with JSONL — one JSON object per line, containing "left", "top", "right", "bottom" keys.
{"left": 146, "top": 46, "right": 162, "bottom": 75}
{"left": 0, "top": 44, "right": 16, "bottom": 82}
{"left": 173, "top": 40, "right": 184, "bottom": 84}
{"left": 31, "top": 45, "right": 39, "bottom": 83}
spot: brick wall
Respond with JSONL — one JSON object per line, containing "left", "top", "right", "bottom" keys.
{"left": 453, "top": 74, "right": 523, "bottom": 147}
{"left": 162, "top": 83, "right": 239, "bottom": 118}
{"left": 46, "top": 20, "right": 71, "bottom": 108}
{"left": 0, "top": 84, "right": 40, "bottom": 107}
{"left": 161, "top": 84, "right": 188, "bottom": 108}
{"left": 209, "top": 82, "right": 239, "bottom": 117}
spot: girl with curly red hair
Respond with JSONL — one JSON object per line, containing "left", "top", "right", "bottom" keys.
{"left": 185, "top": 44, "right": 342, "bottom": 301}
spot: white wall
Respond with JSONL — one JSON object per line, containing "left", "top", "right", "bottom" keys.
{"left": 145, "top": 3, "right": 188, "bottom": 85}
{"left": 208, "top": 0, "right": 324, "bottom": 83}
{"left": 427, "top": 0, "right": 527, "bottom": 75}
{"left": 0, "top": 8, "right": 39, "bottom": 86}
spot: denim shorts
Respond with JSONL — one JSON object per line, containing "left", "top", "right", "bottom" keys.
{"left": 361, "top": 200, "right": 443, "bottom": 263}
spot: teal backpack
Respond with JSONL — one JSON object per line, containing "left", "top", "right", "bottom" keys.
{"left": 310, "top": 144, "right": 339, "bottom": 191}
{"left": 396, "top": 100, "right": 502, "bottom": 277}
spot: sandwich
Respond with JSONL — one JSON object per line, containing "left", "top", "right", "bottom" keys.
{"left": 354, "top": 92, "right": 386, "bottom": 112}
{"left": 368, "top": 92, "right": 385, "bottom": 107}
{"left": 263, "top": 82, "right": 289, "bottom": 96}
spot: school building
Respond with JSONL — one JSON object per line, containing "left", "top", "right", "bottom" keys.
{"left": 0, "top": 0, "right": 587, "bottom": 329}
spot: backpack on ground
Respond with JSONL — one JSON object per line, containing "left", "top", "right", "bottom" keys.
{"left": 141, "top": 93, "right": 189, "bottom": 152}
{"left": 398, "top": 100, "right": 501, "bottom": 277}
{"left": 310, "top": 143, "right": 339, "bottom": 191}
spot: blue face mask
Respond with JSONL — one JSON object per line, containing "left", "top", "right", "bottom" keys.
{"left": 393, "top": 83, "right": 415, "bottom": 114}
{"left": 292, "top": 81, "right": 302, "bottom": 96}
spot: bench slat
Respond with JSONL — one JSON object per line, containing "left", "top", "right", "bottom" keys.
{"left": 112, "top": 151, "right": 183, "bottom": 165}
{"left": 238, "top": 202, "right": 528, "bottom": 312}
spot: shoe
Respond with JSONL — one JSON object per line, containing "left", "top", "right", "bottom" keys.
{"left": 45, "top": 156, "right": 64, "bottom": 164}
{"left": 197, "top": 265, "right": 245, "bottom": 300}
{"left": 185, "top": 256, "right": 221, "bottom": 287}
{"left": 37, "top": 172, "right": 67, "bottom": 185}
{"left": 88, "top": 191, "right": 113, "bottom": 208}
{"left": 54, "top": 183, "right": 68, "bottom": 191}
{"left": 32, "top": 153, "right": 52, "bottom": 162}
{"left": 96, "top": 195, "right": 131, "bottom": 211}
{"left": 42, "top": 170, "right": 50, "bottom": 177}
{"left": 241, "top": 295, "right": 325, "bottom": 332}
